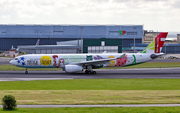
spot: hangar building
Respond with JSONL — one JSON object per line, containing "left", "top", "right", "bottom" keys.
{"left": 0, "top": 25, "right": 143, "bottom": 53}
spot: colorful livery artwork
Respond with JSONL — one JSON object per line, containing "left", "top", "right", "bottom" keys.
{"left": 10, "top": 32, "right": 168, "bottom": 74}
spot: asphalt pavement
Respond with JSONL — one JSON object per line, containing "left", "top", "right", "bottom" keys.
{"left": 0, "top": 57, "right": 13, "bottom": 65}
{"left": 1, "top": 68, "right": 180, "bottom": 81}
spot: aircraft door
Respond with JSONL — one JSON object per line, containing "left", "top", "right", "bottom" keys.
{"left": 136, "top": 55, "right": 143, "bottom": 63}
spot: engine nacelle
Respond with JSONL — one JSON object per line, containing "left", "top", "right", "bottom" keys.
{"left": 65, "top": 65, "right": 83, "bottom": 73}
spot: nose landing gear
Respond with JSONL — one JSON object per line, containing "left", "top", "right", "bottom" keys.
{"left": 25, "top": 68, "right": 28, "bottom": 74}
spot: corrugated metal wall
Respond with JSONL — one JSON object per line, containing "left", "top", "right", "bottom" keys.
{"left": 0, "top": 25, "right": 143, "bottom": 50}
{"left": 0, "top": 38, "right": 142, "bottom": 50}
{"left": 161, "top": 46, "right": 180, "bottom": 54}
{"left": 122, "top": 39, "right": 142, "bottom": 48}
{"left": 0, "top": 25, "right": 143, "bottom": 39}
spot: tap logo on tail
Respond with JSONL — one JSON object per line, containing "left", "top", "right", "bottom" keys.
{"left": 140, "top": 32, "right": 168, "bottom": 53}
{"left": 155, "top": 33, "right": 167, "bottom": 53}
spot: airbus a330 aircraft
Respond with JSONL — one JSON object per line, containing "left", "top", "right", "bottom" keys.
{"left": 10, "top": 32, "right": 168, "bottom": 74}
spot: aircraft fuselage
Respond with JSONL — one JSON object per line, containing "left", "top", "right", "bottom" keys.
{"left": 10, "top": 53, "right": 152, "bottom": 69}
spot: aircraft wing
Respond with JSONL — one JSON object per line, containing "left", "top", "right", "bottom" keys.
{"left": 69, "top": 53, "right": 126, "bottom": 66}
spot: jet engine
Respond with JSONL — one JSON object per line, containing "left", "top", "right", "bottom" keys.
{"left": 65, "top": 65, "right": 83, "bottom": 73}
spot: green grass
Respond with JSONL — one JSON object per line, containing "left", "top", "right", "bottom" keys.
{"left": 1, "top": 79, "right": 180, "bottom": 105}
{"left": 0, "top": 65, "right": 61, "bottom": 71}
{"left": 1, "top": 62, "right": 180, "bottom": 71}
{"left": 109, "top": 62, "right": 180, "bottom": 69}
{"left": 1, "top": 90, "right": 180, "bottom": 105}
{"left": 0, "top": 79, "right": 180, "bottom": 90}
{"left": 1, "top": 79, "right": 180, "bottom": 104}
{"left": 1, "top": 107, "right": 180, "bottom": 113}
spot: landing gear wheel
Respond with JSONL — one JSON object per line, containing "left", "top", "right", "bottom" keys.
{"left": 25, "top": 71, "right": 28, "bottom": 74}
{"left": 92, "top": 71, "right": 96, "bottom": 74}
{"left": 25, "top": 68, "right": 28, "bottom": 74}
{"left": 85, "top": 70, "right": 96, "bottom": 74}
{"left": 85, "top": 70, "right": 88, "bottom": 74}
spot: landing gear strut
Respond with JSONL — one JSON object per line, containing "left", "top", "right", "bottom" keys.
{"left": 85, "top": 65, "right": 96, "bottom": 74}
{"left": 25, "top": 68, "right": 28, "bottom": 74}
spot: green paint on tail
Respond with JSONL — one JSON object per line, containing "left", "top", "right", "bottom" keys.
{"left": 140, "top": 39, "right": 155, "bottom": 53}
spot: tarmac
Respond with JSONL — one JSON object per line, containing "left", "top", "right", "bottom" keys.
{"left": 0, "top": 68, "right": 180, "bottom": 81}
{"left": 0, "top": 57, "right": 13, "bottom": 65}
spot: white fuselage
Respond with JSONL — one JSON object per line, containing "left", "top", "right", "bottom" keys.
{"left": 10, "top": 53, "right": 152, "bottom": 70}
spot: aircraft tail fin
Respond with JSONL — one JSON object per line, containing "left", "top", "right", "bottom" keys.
{"left": 140, "top": 32, "right": 168, "bottom": 53}
{"left": 36, "top": 39, "right": 40, "bottom": 46}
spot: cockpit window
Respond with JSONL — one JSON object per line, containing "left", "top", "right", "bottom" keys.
{"left": 14, "top": 58, "right": 18, "bottom": 60}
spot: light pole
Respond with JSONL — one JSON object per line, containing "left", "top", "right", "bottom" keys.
{"left": 133, "top": 27, "right": 136, "bottom": 53}
{"left": 80, "top": 27, "right": 84, "bottom": 53}
{"left": 165, "top": 44, "right": 167, "bottom": 54}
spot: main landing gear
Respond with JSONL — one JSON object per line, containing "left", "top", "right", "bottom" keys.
{"left": 85, "top": 65, "right": 96, "bottom": 74}
{"left": 25, "top": 68, "right": 28, "bottom": 74}
{"left": 85, "top": 70, "right": 96, "bottom": 74}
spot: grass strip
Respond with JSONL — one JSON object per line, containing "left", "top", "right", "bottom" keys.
{"left": 0, "top": 65, "right": 61, "bottom": 71}
{"left": 0, "top": 90, "right": 180, "bottom": 105}
{"left": 1, "top": 62, "right": 180, "bottom": 71}
{"left": 0, "top": 79, "right": 180, "bottom": 90}
{"left": 1, "top": 107, "right": 180, "bottom": 113}
{"left": 112, "top": 62, "right": 180, "bottom": 69}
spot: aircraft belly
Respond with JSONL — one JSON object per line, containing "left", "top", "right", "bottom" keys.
{"left": 17, "top": 65, "right": 54, "bottom": 68}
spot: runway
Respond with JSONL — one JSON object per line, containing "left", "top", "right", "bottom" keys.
{"left": 0, "top": 57, "right": 12, "bottom": 65}
{"left": 1, "top": 68, "right": 180, "bottom": 81}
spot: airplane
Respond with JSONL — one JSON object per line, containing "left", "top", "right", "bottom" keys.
{"left": 10, "top": 32, "right": 168, "bottom": 74}
{"left": 16, "top": 39, "right": 40, "bottom": 52}
{"left": 35, "top": 39, "right": 40, "bottom": 46}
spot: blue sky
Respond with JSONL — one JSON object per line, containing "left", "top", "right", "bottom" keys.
{"left": 0, "top": 0, "right": 180, "bottom": 33}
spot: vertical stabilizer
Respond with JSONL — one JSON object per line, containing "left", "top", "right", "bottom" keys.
{"left": 140, "top": 32, "right": 168, "bottom": 53}
{"left": 36, "top": 39, "right": 40, "bottom": 46}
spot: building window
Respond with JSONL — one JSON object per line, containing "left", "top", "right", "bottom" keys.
{"left": 101, "top": 41, "right": 105, "bottom": 46}
{"left": 88, "top": 46, "right": 118, "bottom": 53}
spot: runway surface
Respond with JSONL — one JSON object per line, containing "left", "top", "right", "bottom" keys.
{"left": 1, "top": 104, "right": 180, "bottom": 108}
{"left": 1, "top": 68, "right": 180, "bottom": 81}
{"left": 0, "top": 57, "right": 12, "bottom": 65}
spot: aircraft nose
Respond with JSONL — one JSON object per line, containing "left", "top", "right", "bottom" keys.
{"left": 10, "top": 60, "right": 14, "bottom": 65}
{"left": 10, "top": 60, "right": 13, "bottom": 64}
